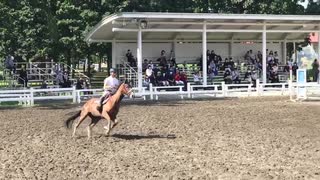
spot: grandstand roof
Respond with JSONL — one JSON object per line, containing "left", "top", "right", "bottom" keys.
{"left": 86, "top": 12, "right": 320, "bottom": 42}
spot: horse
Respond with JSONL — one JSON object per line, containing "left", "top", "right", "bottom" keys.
{"left": 65, "top": 83, "right": 132, "bottom": 139}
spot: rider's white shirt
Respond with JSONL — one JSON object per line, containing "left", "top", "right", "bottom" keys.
{"left": 104, "top": 76, "right": 120, "bottom": 91}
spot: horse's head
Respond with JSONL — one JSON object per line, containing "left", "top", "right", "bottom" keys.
{"left": 119, "top": 83, "right": 133, "bottom": 96}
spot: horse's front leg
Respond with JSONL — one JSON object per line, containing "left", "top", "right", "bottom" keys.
{"left": 101, "top": 112, "right": 113, "bottom": 136}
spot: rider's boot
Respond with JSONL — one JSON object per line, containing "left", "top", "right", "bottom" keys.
{"left": 97, "top": 96, "right": 105, "bottom": 113}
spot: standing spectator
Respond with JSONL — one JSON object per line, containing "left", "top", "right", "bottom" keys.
{"left": 274, "top": 51, "right": 279, "bottom": 64}
{"left": 257, "top": 51, "right": 262, "bottom": 63}
{"left": 5, "top": 54, "right": 16, "bottom": 74}
{"left": 142, "top": 59, "right": 149, "bottom": 72}
{"left": 312, "top": 59, "right": 319, "bottom": 82}
{"left": 126, "top": 49, "right": 136, "bottom": 67}
{"left": 158, "top": 50, "right": 167, "bottom": 68}
{"left": 169, "top": 50, "right": 177, "bottom": 68}
{"left": 19, "top": 67, "right": 28, "bottom": 87}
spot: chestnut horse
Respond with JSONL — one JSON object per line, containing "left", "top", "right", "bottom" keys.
{"left": 65, "top": 83, "right": 132, "bottom": 139}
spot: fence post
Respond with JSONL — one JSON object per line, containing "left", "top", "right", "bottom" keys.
{"left": 149, "top": 83, "right": 153, "bottom": 100}
{"left": 256, "top": 80, "right": 260, "bottom": 96}
{"left": 221, "top": 82, "right": 226, "bottom": 97}
{"left": 72, "top": 86, "right": 77, "bottom": 103}
{"left": 281, "top": 83, "right": 285, "bottom": 95}
{"left": 248, "top": 84, "right": 252, "bottom": 96}
{"left": 77, "top": 91, "right": 81, "bottom": 103}
{"left": 142, "top": 87, "right": 146, "bottom": 100}
{"left": 187, "top": 83, "right": 191, "bottom": 98}
{"left": 30, "top": 88, "right": 34, "bottom": 106}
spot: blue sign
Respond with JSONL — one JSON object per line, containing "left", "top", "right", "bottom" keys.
{"left": 296, "top": 69, "right": 306, "bottom": 99}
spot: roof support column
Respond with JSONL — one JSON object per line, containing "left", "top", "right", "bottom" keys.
{"left": 283, "top": 39, "right": 287, "bottom": 64}
{"left": 112, "top": 38, "right": 116, "bottom": 68}
{"left": 262, "top": 24, "right": 267, "bottom": 84}
{"left": 202, "top": 21, "right": 207, "bottom": 86}
{"left": 137, "top": 27, "right": 143, "bottom": 92}
{"left": 293, "top": 42, "right": 296, "bottom": 62}
{"left": 318, "top": 27, "right": 320, "bottom": 62}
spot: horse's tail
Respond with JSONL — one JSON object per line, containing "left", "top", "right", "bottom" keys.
{"left": 65, "top": 110, "right": 81, "bottom": 129}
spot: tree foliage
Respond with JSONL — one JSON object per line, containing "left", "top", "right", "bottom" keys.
{"left": 0, "top": 0, "right": 315, "bottom": 67}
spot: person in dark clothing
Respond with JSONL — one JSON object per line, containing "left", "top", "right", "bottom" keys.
{"left": 19, "top": 67, "right": 28, "bottom": 87}
{"left": 312, "top": 59, "right": 319, "bottom": 82}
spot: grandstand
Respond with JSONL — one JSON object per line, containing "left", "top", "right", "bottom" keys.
{"left": 86, "top": 12, "right": 320, "bottom": 92}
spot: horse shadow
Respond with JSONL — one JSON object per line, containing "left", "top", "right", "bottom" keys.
{"left": 111, "top": 133, "right": 176, "bottom": 140}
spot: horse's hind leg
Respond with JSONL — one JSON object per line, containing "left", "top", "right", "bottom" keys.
{"left": 73, "top": 111, "right": 88, "bottom": 137}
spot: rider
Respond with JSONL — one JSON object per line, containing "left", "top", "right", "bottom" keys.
{"left": 97, "top": 68, "right": 120, "bottom": 112}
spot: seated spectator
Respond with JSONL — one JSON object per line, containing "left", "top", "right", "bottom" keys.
{"left": 223, "top": 67, "right": 232, "bottom": 84}
{"left": 148, "top": 60, "right": 154, "bottom": 69}
{"left": 155, "top": 71, "right": 169, "bottom": 86}
{"left": 76, "top": 78, "right": 84, "bottom": 89}
{"left": 41, "top": 78, "right": 48, "bottom": 89}
{"left": 193, "top": 71, "right": 202, "bottom": 85}
{"left": 180, "top": 71, "right": 188, "bottom": 91}
{"left": 284, "top": 62, "right": 290, "bottom": 72}
{"left": 251, "top": 70, "right": 258, "bottom": 85}
{"left": 175, "top": 71, "right": 184, "bottom": 85}
{"left": 232, "top": 68, "right": 241, "bottom": 84}
{"left": 167, "top": 71, "right": 175, "bottom": 86}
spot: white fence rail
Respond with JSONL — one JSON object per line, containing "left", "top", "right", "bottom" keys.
{"left": 0, "top": 81, "right": 319, "bottom": 107}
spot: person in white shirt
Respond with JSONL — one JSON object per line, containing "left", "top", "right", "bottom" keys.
{"left": 97, "top": 68, "right": 120, "bottom": 112}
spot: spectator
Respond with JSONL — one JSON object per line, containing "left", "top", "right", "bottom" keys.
{"left": 41, "top": 78, "right": 48, "bottom": 89}
{"left": 223, "top": 67, "right": 232, "bottom": 84}
{"left": 175, "top": 71, "right": 184, "bottom": 85}
{"left": 274, "top": 51, "right": 279, "bottom": 64}
{"left": 142, "top": 59, "right": 148, "bottom": 72}
{"left": 249, "top": 50, "right": 255, "bottom": 64}
{"left": 193, "top": 71, "right": 202, "bottom": 85}
{"left": 180, "top": 71, "right": 188, "bottom": 90}
{"left": 76, "top": 78, "right": 84, "bottom": 89}
{"left": 169, "top": 50, "right": 177, "bottom": 67}
{"left": 312, "top": 59, "right": 319, "bottom": 82}
{"left": 19, "top": 67, "right": 28, "bottom": 87}
{"left": 158, "top": 50, "right": 167, "bottom": 68}
{"left": 126, "top": 49, "right": 136, "bottom": 67}
{"left": 232, "top": 68, "right": 241, "bottom": 84}
{"left": 251, "top": 70, "right": 258, "bottom": 85}
{"left": 257, "top": 51, "right": 262, "bottom": 63}
{"left": 167, "top": 71, "right": 175, "bottom": 86}
{"left": 5, "top": 54, "right": 16, "bottom": 74}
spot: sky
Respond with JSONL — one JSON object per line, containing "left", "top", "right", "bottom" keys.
{"left": 299, "top": 0, "right": 309, "bottom": 8}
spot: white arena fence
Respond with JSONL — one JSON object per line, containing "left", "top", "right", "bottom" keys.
{"left": 289, "top": 82, "right": 320, "bottom": 101}
{"left": 0, "top": 81, "right": 296, "bottom": 107}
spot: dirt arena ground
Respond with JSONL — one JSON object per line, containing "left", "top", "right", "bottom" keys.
{"left": 1, "top": 97, "right": 320, "bottom": 179}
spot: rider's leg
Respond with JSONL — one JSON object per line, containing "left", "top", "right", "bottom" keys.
{"left": 97, "top": 91, "right": 110, "bottom": 112}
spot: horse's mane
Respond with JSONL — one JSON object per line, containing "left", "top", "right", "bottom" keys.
{"left": 116, "top": 82, "right": 125, "bottom": 91}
